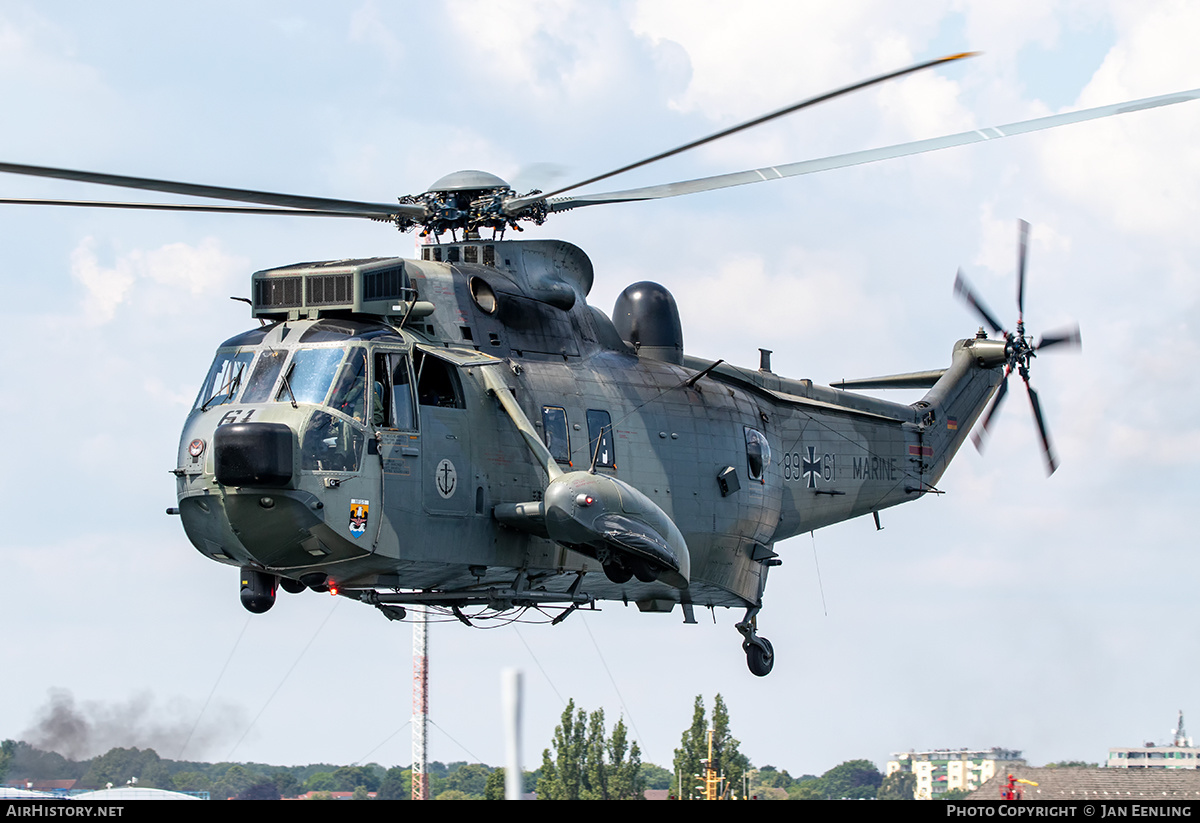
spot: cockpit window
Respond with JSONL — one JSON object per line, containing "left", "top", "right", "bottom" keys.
{"left": 194, "top": 350, "right": 254, "bottom": 410}
{"left": 279, "top": 347, "right": 344, "bottom": 405}
{"left": 299, "top": 319, "right": 397, "bottom": 343}
{"left": 374, "top": 352, "right": 416, "bottom": 430}
{"left": 328, "top": 347, "right": 369, "bottom": 423}
{"left": 241, "top": 349, "right": 288, "bottom": 403}
{"left": 300, "top": 410, "right": 365, "bottom": 473}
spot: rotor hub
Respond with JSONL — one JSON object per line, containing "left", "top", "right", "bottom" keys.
{"left": 399, "top": 169, "right": 546, "bottom": 240}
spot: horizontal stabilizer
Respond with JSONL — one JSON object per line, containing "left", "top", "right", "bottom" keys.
{"left": 832, "top": 369, "right": 947, "bottom": 390}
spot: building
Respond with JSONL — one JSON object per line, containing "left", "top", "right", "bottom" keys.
{"left": 1108, "top": 711, "right": 1199, "bottom": 769}
{"left": 887, "top": 748, "right": 1026, "bottom": 799}
{"left": 969, "top": 766, "right": 1200, "bottom": 801}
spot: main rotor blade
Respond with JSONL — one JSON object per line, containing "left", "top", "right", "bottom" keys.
{"left": 1036, "top": 325, "right": 1082, "bottom": 352}
{"left": 953, "top": 268, "right": 1006, "bottom": 335}
{"left": 1024, "top": 378, "right": 1058, "bottom": 475}
{"left": 971, "top": 369, "right": 1010, "bottom": 453}
{"left": 0, "top": 197, "right": 395, "bottom": 218}
{"left": 545, "top": 86, "right": 1200, "bottom": 212}
{"left": 1016, "top": 219, "right": 1029, "bottom": 320}
{"left": 0, "top": 161, "right": 427, "bottom": 219}
{"left": 507, "top": 51, "right": 977, "bottom": 211}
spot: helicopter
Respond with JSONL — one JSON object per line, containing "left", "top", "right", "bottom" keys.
{"left": 3, "top": 54, "right": 1198, "bottom": 678}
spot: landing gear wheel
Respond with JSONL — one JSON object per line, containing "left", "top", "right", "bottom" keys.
{"left": 279, "top": 577, "right": 306, "bottom": 595}
{"left": 745, "top": 637, "right": 774, "bottom": 677}
{"left": 603, "top": 562, "right": 632, "bottom": 584}
{"left": 629, "top": 558, "right": 659, "bottom": 583}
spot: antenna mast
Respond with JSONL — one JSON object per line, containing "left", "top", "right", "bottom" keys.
{"left": 412, "top": 609, "right": 430, "bottom": 800}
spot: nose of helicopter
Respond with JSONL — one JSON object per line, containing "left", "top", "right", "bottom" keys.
{"left": 213, "top": 421, "right": 293, "bottom": 487}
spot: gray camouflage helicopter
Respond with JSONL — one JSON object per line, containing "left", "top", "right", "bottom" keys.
{"left": 3, "top": 54, "right": 1197, "bottom": 676}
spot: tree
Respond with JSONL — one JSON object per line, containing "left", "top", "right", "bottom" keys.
{"left": 332, "top": 765, "right": 380, "bottom": 792}
{"left": 710, "top": 694, "right": 749, "bottom": 794}
{"left": 210, "top": 763, "right": 259, "bottom": 800}
{"left": 485, "top": 767, "right": 536, "bottom": 799}
{"left": 271, "top": 769, "right": 302, "bottom": 799}
{"left": 81, "top": 747, "right": 170, "bottom": 790}
{"left": 377, "top": 766, "right": 410, "bottom": 800}
{"left": 789, "top": 780, "right": 824, "bottom": 800}
{"left": 606, "top": 717, "right": 643, "bottom": 800}
{"left": 813, "top": 759, "right": 883, "bottom": 800}
{"left": 235, "top": 780, "right": 281, "bottom": 800}
{"left": 0, "top": 740, "right": 14, "bottom": 784}
{"left": 304, "top": 771, "right": 337, "bottom": 793}
{"left": 442, "top": 763, "right": 491, "bottom": 798}
{"left": 171, "top": 771, "right": 213, "bottom": 795}
{"left": 538, "top": 700, "right": 643, "bottom": 799}
{"left": 538, "top": 699, "right": 585, "bottom": 799}
{"left": 877, "top": 770, "right": 916, "bottom": 800}
{"left": 671, "top": 694, "right": 748, "bottom": 799}
{"left": 639, "top": 763, "right": 671, "bottom": 791}
{"left": 671, "top": 696, "right": 707, "bottom": 798}
{"left": 485, "top": 768, "right": 506, "bottom": 800}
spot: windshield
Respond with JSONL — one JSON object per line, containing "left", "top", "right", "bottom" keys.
{"left": 241, "top": 349, "right": 289, "bottom": 403}
{"left": 280, "top": 347, "right": 346, "bottom": 405}
{"left": 194, "top": 350, "right": 254, "bottom": 410}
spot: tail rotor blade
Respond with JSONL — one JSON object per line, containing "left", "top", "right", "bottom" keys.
{"left": 1016, "top": 219, "right": 1029, "bottom": 320}
{"left": 971, "top": 370, "right": 1010, "bottom": 453}
{"left": 954, "top": 268, "right": 1007, "bottom": 335}
{"left": 1036, "top": 325, "right": 1082, "bottom": 352}
{"left": 1024, "top": 379, "right": 1059, "bottom": 475}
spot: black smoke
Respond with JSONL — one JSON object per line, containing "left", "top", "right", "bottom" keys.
{"left": 21, "top": 688, "right": 244, "bottom": 761}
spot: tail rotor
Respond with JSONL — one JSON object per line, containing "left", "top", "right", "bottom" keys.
{"left": 953, "top": 220, "right": 1082, "bottom": 475}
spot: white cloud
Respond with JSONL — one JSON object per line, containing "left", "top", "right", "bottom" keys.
{"left": 69, "top": 237, "right": 247, "bottom": 325}
{"left": 1036, "top": 0, "right": 1200, "bottom": 237}
{"left": 442, "top": 0, "right": 638, "bottom": 102}
{"left": 631, "top": 0, "right": 948, "bottom": 119}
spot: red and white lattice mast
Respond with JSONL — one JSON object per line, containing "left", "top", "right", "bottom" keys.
{"left": 411, "top": 608, "right": 429, "bottom": 800}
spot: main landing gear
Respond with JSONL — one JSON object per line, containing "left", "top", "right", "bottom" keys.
{"left": 735, "top": 606, "right": 774, "bottom": 677}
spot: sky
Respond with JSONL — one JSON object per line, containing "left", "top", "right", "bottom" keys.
{"left": 2, "top": 0, "right": 1199, "bottom": 782}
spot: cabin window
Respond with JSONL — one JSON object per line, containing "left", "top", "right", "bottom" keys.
{"left": 542, "top": 406, "right": 570, "bottom": 464}
{"left": 194, "top": 349, "right": 254, "bottom": 409}
{"left": 414, "top": 350, "right": 464, "bottom": 409}
{"left": 586, "top": 409, "right": 615, "bottom": 468}
{"left": 744, "top": 427, "right": 770, "bottom": 482}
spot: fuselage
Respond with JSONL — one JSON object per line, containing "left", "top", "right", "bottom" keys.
{"left": 175, "top": 238, "right": 1004, "bottom": 616}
